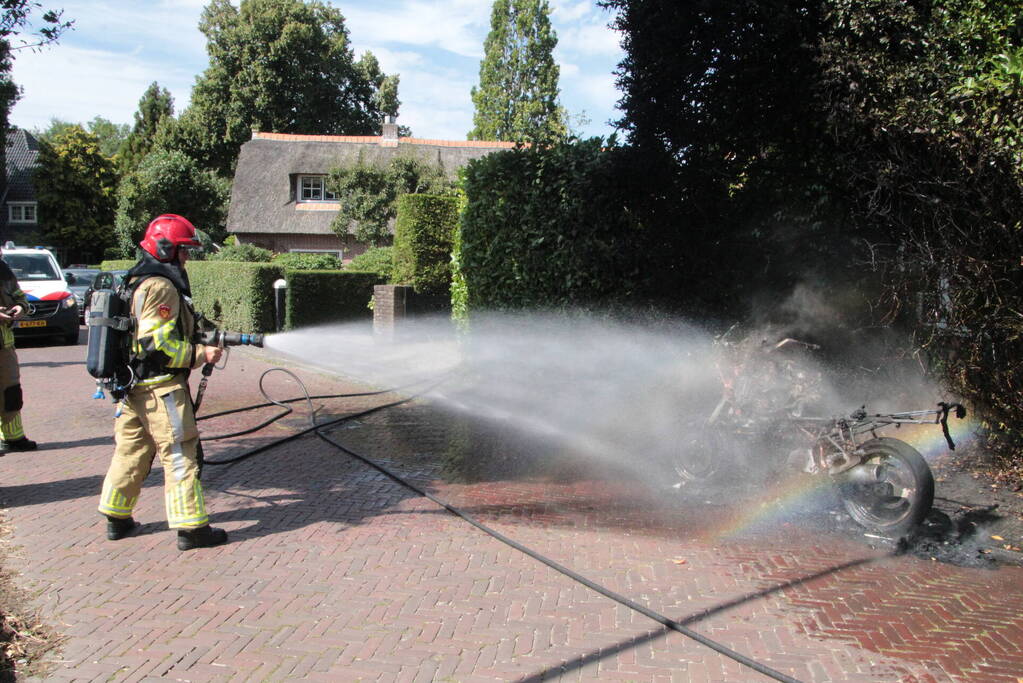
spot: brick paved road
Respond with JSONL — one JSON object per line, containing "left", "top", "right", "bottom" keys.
{"left": 1, "top": 328, "right": 1021, "bottom": 682}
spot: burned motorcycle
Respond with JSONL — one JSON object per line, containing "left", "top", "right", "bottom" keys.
{"left": 672, "top": 333, "right": 967, "bottom": 536}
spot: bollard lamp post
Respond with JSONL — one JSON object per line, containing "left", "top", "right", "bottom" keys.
{"left": 273, "top": 278, "right": 287, "bottom": 332}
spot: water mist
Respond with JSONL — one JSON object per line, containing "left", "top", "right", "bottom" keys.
{"left": 263, "top": 311, "right": 962, "bottom": 498}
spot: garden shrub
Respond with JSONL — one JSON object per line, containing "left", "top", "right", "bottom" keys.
{"left": 392, "top": 194, "right": 459, "bottom": 297}
{"left": 272, "top": 252, "right": 341, "bottom": 270}
{"left": 345, "top": 246, "right": 394, "bottom": 281}
{"left": 208, "top": 243, "right": 273, "bottom": 262}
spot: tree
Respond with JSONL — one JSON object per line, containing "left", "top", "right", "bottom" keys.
{"left": 328, "top": 154, "right": 453, "bottom": 245}
{"left": 119, "top": 82, "right": 173, "bottom": 175}
{"left": 86, "top": 116, "right": 129, "bottom": 158}
{"left": 37, "top": 116, "right": 129, "bottom": 158}
{"left": 1, "top": 2, "right": 72, "bottom": 237}
{"left": 469, "top": 0, "right": 566, "bottom": 143}
{"left": 162, "top": 0, "right": 398, "bottom": 176}
{"left": 598, "top": 0, "right": 841, "bottom": 318}
{"left": 812, "top": 0, "right": 1023, "bottom": 460}
{"left": 34, "top": 125, "right": 117, "bottom": 262}
{"left": 113, "top": 150, "right": 230, "bottom": 257}
{"left": 601, "top": 0, "right": 1023, "bottom": 463}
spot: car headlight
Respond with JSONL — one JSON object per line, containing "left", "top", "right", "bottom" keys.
{"left": 61, "top": 295, "right": 77, "bottom": 310}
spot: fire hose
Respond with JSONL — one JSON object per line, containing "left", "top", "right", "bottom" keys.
{"left": 193, "top": 362, "right": 805, "bottom": 683}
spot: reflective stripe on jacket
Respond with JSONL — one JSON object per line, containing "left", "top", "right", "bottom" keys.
{"left": 129, "top": 276, "right": 208, "bottom": 387}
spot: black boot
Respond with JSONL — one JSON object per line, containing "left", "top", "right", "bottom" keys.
{"left": 0, "top": 437, "right": 37, "bottom": 456}
{"left": 177, "top": 525, "right": 228, "bottom": 551}
{"left": 105, "top": 515, "right": 139, "bottom": 541}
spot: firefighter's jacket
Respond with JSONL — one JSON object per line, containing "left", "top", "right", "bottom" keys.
{"left": 0, "top": 260, "right": 29, "bottom": 350}
{"left": 125, "top": 258, "right": 211, "bottom": 387}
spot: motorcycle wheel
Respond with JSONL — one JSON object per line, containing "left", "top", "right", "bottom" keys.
{"left": 838, "top": 437, "right": 934, "bottom": 536}
{"left": 671, "top": 421, "right": 726, "bottom": 487}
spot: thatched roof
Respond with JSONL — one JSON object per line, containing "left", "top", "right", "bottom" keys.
{"left": 227, "top": 131, "right": 516, "bottom": 236}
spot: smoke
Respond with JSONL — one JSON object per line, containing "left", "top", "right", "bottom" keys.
{"left": 745, "top": 281, "right": 955, "bottom": 415}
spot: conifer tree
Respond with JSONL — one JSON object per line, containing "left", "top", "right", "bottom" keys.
{"left": 469, "top": 0, "right": 566, "bottom": 143}
{"left": 120, "top": 82, "right": 174, "bottom": 176}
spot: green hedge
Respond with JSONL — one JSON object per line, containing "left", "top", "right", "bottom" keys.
{"left": 99, "top": 259, "right": 136, "bottom": 271}
{"left": 460, "top": 139, "right": 644, "bottom": 310}
{"left": 187, "top": 262, "right": 282, "bottom": 333}
{"left": 100, "top": 259, "right": 281, "bottom": 333}
{"left": 345, "top": 245, "right": 394, "bottom": 281}
{"left": 272, "top": 252, "right": 341, "bottom": 270}
{"left": 392, "top": 194, "right": 459, "bottom": 297}
{"left": 284, "top": 270, "right": 384, "bottom": 329}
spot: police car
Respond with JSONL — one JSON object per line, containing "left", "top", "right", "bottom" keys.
{"left": 2, "top": 243, "right": 79, "bottom": 345}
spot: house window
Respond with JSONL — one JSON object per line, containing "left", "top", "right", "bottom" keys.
{"left": 297, "top": 176, "right": 337, "bottom": 202}
{"left": 8, "top": 202, "right": 37, "bottom": 224}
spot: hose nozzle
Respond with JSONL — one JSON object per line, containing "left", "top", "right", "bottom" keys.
{"left": 199, "top": 330, "right": 265, "bottom": 348}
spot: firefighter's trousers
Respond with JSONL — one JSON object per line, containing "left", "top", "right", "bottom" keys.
{"left": 98, "top": 376, "right": 209, "bottom": 529}
{"left": 0, "top": 346, "right": 26, "bottom": 441}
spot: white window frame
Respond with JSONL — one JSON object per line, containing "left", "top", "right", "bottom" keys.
{"left": 8, "top": 202, "right": 37, "bottom": 224}
{"left": 297, "top": 175, "right": 337, "bottom": 202}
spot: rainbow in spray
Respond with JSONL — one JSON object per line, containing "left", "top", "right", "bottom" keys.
{"left": 696, "top": 415, "right": 978, "bottom": 542}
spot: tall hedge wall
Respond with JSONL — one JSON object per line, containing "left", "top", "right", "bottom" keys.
{"left": 392, "top": 194, "right": 460, "bottom": 297}
{"left": 100, "top": 259, "right": 282, "bottom": 333}
{"left": 460, "top": 139, "right": 645, "bottom": 311}
{"left": 188, "top": 262, "right": 282, "bottom": 333}
{"left": 284, "top": 270, "right": 384, "bottom": 329}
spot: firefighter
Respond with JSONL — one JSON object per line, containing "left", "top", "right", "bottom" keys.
{"left": 0, "top": 246, "right": 37, "bottom": 456}
{"left": 97, "top": 214, "right": 227, "bottom": 550}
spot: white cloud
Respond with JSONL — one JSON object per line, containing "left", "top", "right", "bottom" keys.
{"left": 352, "top": 45, "right": 426, "bottom": 73}
{"left": 8, "top": 0, "right": 207, "bottom": 130}
{"left": 556, "top": 19, "right": 622, "bottom": 58}
{"left": 577, "top": 72, "right": 620, "bottom": 110}
{"left": 559, "top": 61, "right": 581, "bottom": 78}
{"left": 7, "top": 0, "right": 622, "bottom": 141}
{"left": 387, "top": 64, "right": 477, "bottom": 140}
{"left": 343, "top": 0, "right": 490, "bottom": 59}
{"left": 550, "top": 0, "right": 598, "bottom": 24}
{"left": 9, "top": 44, "right": 197, "bottom": 131}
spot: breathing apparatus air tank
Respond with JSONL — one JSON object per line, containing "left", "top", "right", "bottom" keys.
{"left": 85, "top": 288, "right": 134, "bottom": 398}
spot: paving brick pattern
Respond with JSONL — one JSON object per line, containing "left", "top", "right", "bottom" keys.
{"left": 1, "top": 334, "right": 1021, "bottom": 682}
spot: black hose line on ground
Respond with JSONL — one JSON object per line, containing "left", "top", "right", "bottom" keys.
{"left": 196, "top": 368, "right": 804, "bottom": 683}
{"left": 198, "top": 368, "right": 439, "bottom": 447}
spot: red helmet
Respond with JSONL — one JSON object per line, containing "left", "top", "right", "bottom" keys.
{"left": 139, "top": 214, "right": 201, "bottom": 262}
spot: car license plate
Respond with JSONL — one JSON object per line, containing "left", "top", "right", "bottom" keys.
{"left": 15, "top": 320, "right": 46, "bottom": 328}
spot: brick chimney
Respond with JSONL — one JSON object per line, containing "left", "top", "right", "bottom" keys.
{"left": 381, "top": 115, "right": 398, "bottom": 147}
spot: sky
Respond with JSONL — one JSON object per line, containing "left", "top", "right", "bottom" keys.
{"left": 8, "top": 0, "right": 626, "bottom": 142}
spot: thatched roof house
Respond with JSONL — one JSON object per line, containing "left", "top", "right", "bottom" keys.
{"left": 227, "top": 123, "right": 516, "bottom": 261}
